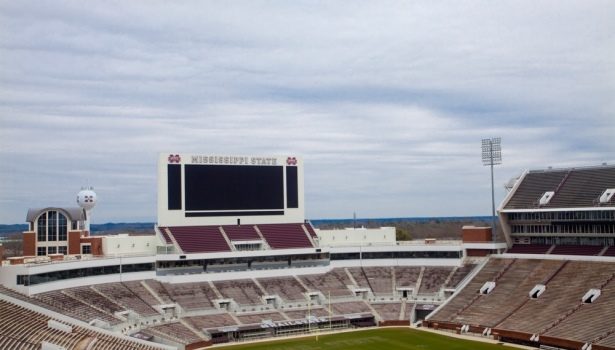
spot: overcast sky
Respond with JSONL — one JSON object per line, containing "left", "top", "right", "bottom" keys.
{"left": 1, "top": 1, "right": 614, "bottom": 224}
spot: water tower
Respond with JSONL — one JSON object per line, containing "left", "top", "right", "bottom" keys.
{"left": 77, "top": 187, "right": 97, "bottom": 232}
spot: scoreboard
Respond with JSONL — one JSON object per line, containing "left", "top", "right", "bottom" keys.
{"left": 157, "top": 154, "right": 304, "bottom": 226}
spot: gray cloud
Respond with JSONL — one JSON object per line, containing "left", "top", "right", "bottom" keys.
{"left": 1, "top": 0, "right": 614, "bottom": 223}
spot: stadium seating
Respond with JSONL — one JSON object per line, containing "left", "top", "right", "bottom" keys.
{"left": 236, "top": 311, "right": 286, "bottom": 324}
{"left": 371, "top": 303, "right": 401, "bottom": 320}
{"left": 547, "top": 167, "right": 615, "bottom": 208}
{"left": 140, "top": 322, "right": 203, "bottom": 345}
{"left": 222, "top": 225, "right": 261, "bottom": 241}
{"left": 603, "top": 246, "right": 615, "bottom": 257}
{"left": 257, "top": 276, "right": 307, "bottom": 301}
{"left": 419, "top": 267, "right": 453, "bottom": 294}
{"left": 330, "top": 301, "right": 372, "bottom": 315}
{"left": 498, "top": 261, "right": 614, "bottom": 334}
{"left": 394, "top": 266, "right": 421, "bottom": 288}
{"left": 504, "top": 171, "right": 567, "bottom": 209}
{"left": 0, "top": 299, "right": 159, "bottom": 350}
{"left": 550, "top": 244, "right": 604, "bottom": 256}
{"left": 445, "top": 264, "right": 476, "bottom": 289}
{"left": 283, "top": 307, "right": 330, "bottom": 319}
{"left": 163, "top": 282, "right": 217, "bottom": 310}
{"left": 213, "top": 279, "right": 264, "bottom": 305}
{"left": 34, "top": 290, "right": 122, "bottom": 325}
{"left": 507, "top": 244, "right": 552, "bottom": 254}
{"left": 184, "top": 313, "right": 238, "bottom": 330}
{"left": 165, "top": 226, "right": 231, "bottom": 253}
{"left": 157, "top": 227, "right": 173, "bottom": 244}
{"left": 299, "top": 268, "right": 354, "bottom": 297}
{"left": 94, "top": 283, "right": 159, "bottom": 317}
{"left": 348, "top": 267, "right": 394, "bottom": 295}
{"left": 256, "top": 224, "right": 313, "bottom": 249}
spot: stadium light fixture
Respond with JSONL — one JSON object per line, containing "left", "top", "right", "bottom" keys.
{"left": 482, "top": 137, "right": 502, "bottom": 242}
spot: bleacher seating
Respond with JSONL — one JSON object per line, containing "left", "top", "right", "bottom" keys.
{"left": 330, "top": 301, "right": 372, "bottom": 315}
{"left": 445, "top": 264, "right": 476, "bottom": 289}
{"left": 419, "top": 267, "right": 453, "bottom": 294}
{"left": 163, "top": 282, "right": 217, "bottom": 310}
{"left": 257, "top": 277, "right": 307, "bottom": 301}
{"left": 94, "top": 283, "right": 159, "bottom": 317}
{"left": 64, "top": 286, "right": 125, "bottom": 315}
{"left": 544, "top": 273, "right": 615, "bottom": 343}
{"left": 371, "top": 303, "right": 401, "bottom": 320}
{"left": 550, "top": 245, "right": 603, "bottom": 256}
{"left": 507, "top": 244, "right": 552, "bottom": 254}
{"left": 348, "top": 267, "right": 393, "bottom": 295}
{"left": 222, "top": 225, "right": 261, "bottom": 241}
{"left": 299, "top": 268, "right": 353, "bottom": 297}
{"left": 0, "top": 299, "right": 159, "bottom": 350}
{"left": 303, "top": 222, "right": 318, "bottom": 238}
{"left": 504, "top": 171, "right": 567, "bottom": 209}
{"left": 158, "top": 227, "right": 173, "bottom": 244}
{"left": 547, "top": 167, "right": 615, "bottom": 208}
{"left": 448, "top": 259, "right": 563, "bottom": 327}
{"left": 140, "top": 322, "right": 203, "bottom": 345}
{"left": 166, "top": 226, "right": 231, "bottom": 253}
{"left": 34, "top": 290, "right": 122, "bottom": 325}
{"left": 122, "top": 281, "right": 161, "bottom": 307}
{"left": 236, "top": 311, "right": 285, "bottom": 324}
{"left": 394, "top": 266, "right": 421, "bottom": 288}
{"left": 429, "top": 258, "right": 513, "bottom": 322}
{"left": 256, "top": 224, "right": 313, "bottom": 249}
{"left": 283, "top": 307, "right": 329, "bottom": 319}
{"left": 498, "top": 261, "right": 614, "bottom": 334}
{"left": 213, "top": 279, "right": 264, "bottom": 305}
{"left": 142, "top": 280, "right": 174, "bottom": 304}
{"left": 603, "top": 246, "right": 615, "bottom": 257}
{"left": 185, "top": 313, "right": 238, "bottom": 330}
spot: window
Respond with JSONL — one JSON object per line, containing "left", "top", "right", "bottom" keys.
{"left": 48, "top": 211, "right": 57, "bottom": 241}
{"left": 47, "top": 246, "right": 57, "bottom": 254}
{"left": 58, "top": 246, "right": 67, "bottom": 255}
{"left": 82, "top": 245, "right": 91, "bottom": 254}
{"left": 37, "top": 214, "right": 47, "bottom": 242}
{"left": 37, "top": 247, "right": 46, "bottom": 256}
{"left": 58, "top": 214, "right": 67, "bottom": 241}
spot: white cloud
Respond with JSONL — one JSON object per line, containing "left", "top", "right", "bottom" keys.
{"left": 0, "top": 0, "right": 614, "bottom": 223}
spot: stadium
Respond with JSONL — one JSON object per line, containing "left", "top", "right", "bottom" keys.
{"left": 0, "top": 153, "right": 614, "bottom": 350}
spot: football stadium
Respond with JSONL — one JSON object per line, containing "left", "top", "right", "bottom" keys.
{"left": 0, "top": 153, "right": 614, "bottom": 350}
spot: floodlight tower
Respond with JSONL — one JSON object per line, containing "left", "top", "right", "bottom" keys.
{"left": 482, "top": 138, "right": 502, "bottom": 242}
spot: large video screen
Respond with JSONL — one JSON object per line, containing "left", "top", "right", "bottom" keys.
{"left": 184, "top": 164, "right": 284, "bottom": 211}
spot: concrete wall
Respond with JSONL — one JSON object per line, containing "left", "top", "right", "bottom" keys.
{"left": 316, "top": 227, "right": 396, "bottom": 247}
{"left": 102, "top": 234, "right": 159, "bottom": 256}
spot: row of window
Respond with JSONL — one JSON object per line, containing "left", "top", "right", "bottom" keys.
{"left": 510, "top": 223, "right": 615, "bottom": 234}
{"left": 507, "top": 210, "right": 615, "bottom": 222}
{"left": 157, "top": 253, "right": 329, "bottom": 269}
{"left": 523, "top": 236, "right": 615, "bottom": 246}
{"left": 37, "top": 246, "right": 68, "bottom": 256}
{"left": 37, "top": 211, "right": 68, "bottom": 242}
{"left": 16, "top": 263, "right": 155, "bottom": 286}
{"left": 330, "top": 251, "right": 462, "bottom": 260}
{"left": 35, "top": 246, "right": 91, "bottom": 256}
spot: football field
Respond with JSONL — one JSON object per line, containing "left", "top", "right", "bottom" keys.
{"left": 215, "top": 327, "right": 511, "bottom": 350}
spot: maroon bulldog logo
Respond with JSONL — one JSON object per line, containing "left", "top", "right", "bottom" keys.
{"left": 286, "top": 157, "right": 297, "bottom": 165}
{"left": 168, "top": 154, "right": 181, "bottom": 163}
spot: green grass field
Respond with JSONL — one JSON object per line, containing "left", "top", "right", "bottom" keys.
{"left": 216, "top": 328, "right": 509, "bottom": 350}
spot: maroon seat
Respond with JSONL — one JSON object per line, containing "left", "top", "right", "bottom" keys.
{"left": 602, "top": 246, "right": 615, "bottom": 257}
{"left": 507, "top": 244, "right": 551, "bottom": 254}
{"left": 166, "top": 226, "right": 231, "bottom": 253}
{"left": 550, "top": 245, "right": 603, "bottom": 256}
{"left": 257, "top": 223, "right": 313, "bottom": 249}
{"left": 222, "top": 225, "right": 260, "bottom": 241}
